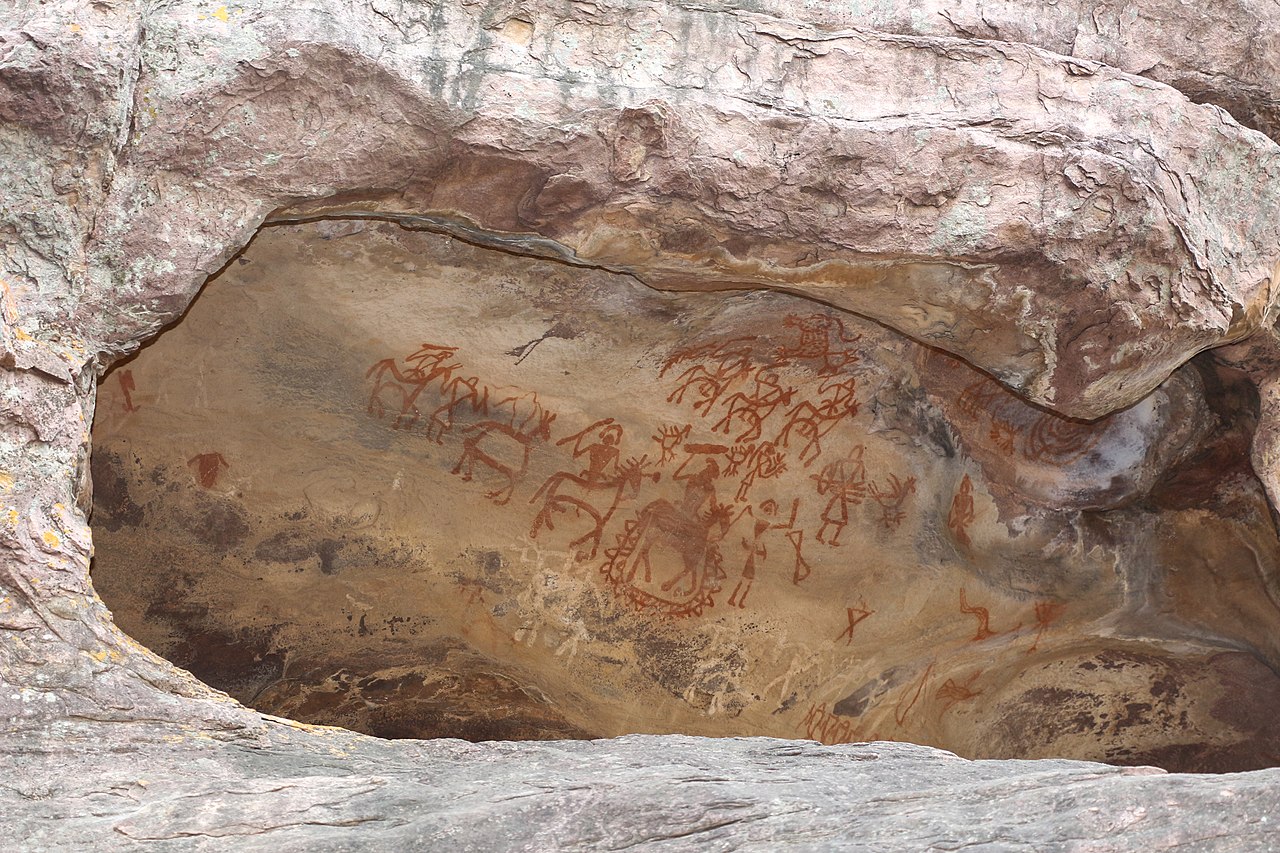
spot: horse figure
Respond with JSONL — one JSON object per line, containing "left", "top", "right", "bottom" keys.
{"left": 428, "top": 375, "right": 489, "bottom": 443}
{"left": 627, "top": 498, "right": 734, "bottom": 598}
{"left": 713, "top": 371, "right": 796, "bottom": 442}
{"left": 775, "top": 376, "right": 859, "bottom": 467}
{"left": 365, "top": 344, "right": 459, "bottom": 430}
{"left": 451, "top": 408, "right": 556, "bottom": 505}
{"left": 529, "top": 455, "right": 659, "bottom": 561}
{"left": 663, "top": 337, "right": 758, "bottom": 416}
{"left": 366, "top": 358, "right": 432, "bottom": 429}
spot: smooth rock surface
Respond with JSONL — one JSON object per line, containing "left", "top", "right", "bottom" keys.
{"left": 86, "top": 219, "right": 1280, "bottom": 771}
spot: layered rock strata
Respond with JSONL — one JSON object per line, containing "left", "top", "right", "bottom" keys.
{"left": 6, "top": 0, "right": 1280, "bottom": 844}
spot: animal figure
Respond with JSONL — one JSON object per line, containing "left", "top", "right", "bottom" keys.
{"left": 428, "top": 375, "right": 489, "bottom": 443}
{"left": 651, "top": 423, "right": 691, "bottom": 464}
{"left": 775, "top": 376, "right": 858, "bottom": 466}
{"left": 452, "top": 409, "right": 556, "bottom": 505}
{"left": 713, "top": 371, "right": 795, "bottom": 443}
{"left": 366, "top": 358, "right": 430, "bottom": 428}
{"left": 867, "top": 473, "right": 917, "bottom": 530}
{"left": 775, "top": 314, "right": 861, "bottom": 374}
{"left": 529, "top": 455, "right": 658, "bottom": 561}
{"left": 663, "top": 337, "right": 758, "bottom": 416}
{"left": 627, "top": 498, "right": 734, "bottom": 598}
{"left": 365, "top": 344, "right": 459, "bottom": 429}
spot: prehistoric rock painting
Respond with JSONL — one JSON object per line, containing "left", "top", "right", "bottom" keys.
{"left": 651, "top": 423, "right": 691, "bottom": 464}
{"left": 894, "top": 662, "right": 937, "bottom": 727}
{"left": 935, "top": 671, "right": 983, "bottom": 716}
{"left": 954, "top": 375, "right": 1103, "bottom": 465}
{"left": 366, "top": 344, "right": 462, "bottom": 430}
{"left": 89, "top": 221, "right": 1280, "bottom": 771}
{"left": 1027, "top": 601, "right": 1067, "bottom": 654}
{"left": 530, "top": 423, "right": 659, "bottom": 561}
{"left": 455, "top": 578, "right": 486, "bottom": 605}
{"left": 777, "top": 377, "right": 859, "bottom": 467}
{"left": 601, "top": 453, "right": 733, "bottom": 618}
{"left": 799, "top": 702, "right": 860, "bottom": 745}
{"left": 812, "top": 445, "right": 867, "bottom": 546}
{"left": 452, "top": 395, "right": 557, "bottom": 505}
{"left": 118, "top": 370, "right": 139, "bottom": 413}
{"left": 787, "top": 529, "right": 813, "bottom": 584}
{"left": 868, "top": 473, "right": 916, "bottom": 531}
{"left": 663, "top": 336, "right": 758, "bottom": 416}
{"left": 364, "top": 312, "right": 906, "bottom": 621}
{"left": 599, "top": 314, "right": 877, "bottom": 614}
{"left": 187, "top": 452, "right": 229, "bottom": 489}
{"left": 774, "top": 314, "right": 861, "bottom": 375}
{"left": 947, "top": 474, "right": 976, "bottom": 548}
{"left": 836, "top": 601, "right": 874, "bottom": 645}
{"left": 367, "top": 345, "right": 558, "bottom": 505}
{"left": 727, "top": 498, "right": 800, "bottom": 608}
{"left": 959, "top": 588, "right": 1020, "bottom": 642}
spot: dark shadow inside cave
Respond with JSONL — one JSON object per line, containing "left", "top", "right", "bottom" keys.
{"left": 89, "top": 215, "right": 1280, "bottom": 771}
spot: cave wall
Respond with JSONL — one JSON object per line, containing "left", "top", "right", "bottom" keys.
{"left": 88, "top": 218, "right": 1280, "bottom": 770}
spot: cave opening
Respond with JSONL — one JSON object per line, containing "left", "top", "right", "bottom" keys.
{"left": 89, "top": 215, "right": 1280, "bottom": 772}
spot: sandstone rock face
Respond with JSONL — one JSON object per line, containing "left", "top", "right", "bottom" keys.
{"left": 698, "top": 0, "right": 1280, "bottom": 142}
{"left": 89, "top": 219, "right": 1280, "bottom": 771}
{"left": 52, "top": 0, "right": 1280, "bottom": 419}
{"left": 7, "top": 0, "right": 1280, "bottom": 845}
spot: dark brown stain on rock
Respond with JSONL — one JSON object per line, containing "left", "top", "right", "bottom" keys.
{"left": 174, "top": 494, "right": 251, "bottom": 553}
{"left": 88, "top": 450, "right": 144, "bottom": 532}
{"left": 254, "top": 529, "right": 317, "bottom": 563}
{"left": 256, "top": 658, "right": 592, "bottom": 741}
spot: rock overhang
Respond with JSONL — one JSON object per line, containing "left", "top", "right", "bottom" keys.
{"left": 8, "top": 1, "right": 1280, "bottom": 846}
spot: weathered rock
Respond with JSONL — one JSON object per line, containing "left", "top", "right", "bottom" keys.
{"left": 690, "top": 0, "right": 1280, "bottom": 142}
{"left": 48, "top": 0, "right": 1280, "bottom": 418}
{"left": 7, "top": 724, "right": 1280, "bottom": 851}
{"left": 6, "top": 0, "right": 1280, "bottom": 846}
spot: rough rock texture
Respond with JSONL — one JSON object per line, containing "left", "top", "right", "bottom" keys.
{"left": 696, "top": 0, "right": 1280, "bottom": 142}
{"left": 16, "top": 0, "right": 1280, "bottom": 418}
{"left": 10, "top": 726, "right": 1280, "bottom": 852}
{"left": 7, "top": 0, "right": 1280, "bottom": 846}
